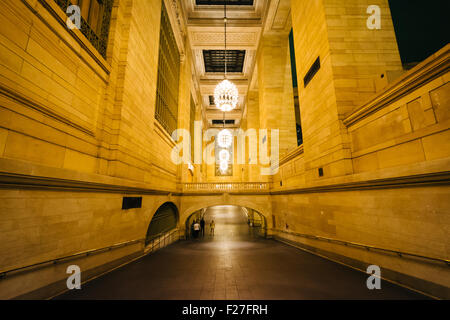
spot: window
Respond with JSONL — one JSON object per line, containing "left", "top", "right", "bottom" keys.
{"left": 55, "top": 0, "right": 113, "bottom": 58}
{"left": 190, "top": 96, "right": 195, "bottom": 160}
{"left": 155, "top": 3, "right": 181, "bottom": 135}
{"left": 303, "top": 57, "right": 320, "bottom": 88}
{"left": 196, "top": 0, "right": 254, "bottom": 5}
{"left": 289, "top": 29, "right": 303, "bottom": 146}
{"left": 212, "top": 120, "right": 235, "bottom": 125}
{"left": 203, "top": 50, "right": 245, "bottom": 73}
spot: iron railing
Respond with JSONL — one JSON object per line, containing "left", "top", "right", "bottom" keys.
{"left": 275, "top": 229, "right": 450, "bottom": 266}
{"left": 53, "top": 0, "right": 113, "bottom": 58}
{"left": 0, "top": 229, "right": 180, "bottom": 279}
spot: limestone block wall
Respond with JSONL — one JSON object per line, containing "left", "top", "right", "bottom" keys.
{"left": 271, "top": 45, "right": 450, "bottom": 298}
{"left": 271, "top": 185, "right": 450, "bottom": 298}
{"left": 0, "top": 179, "right": 179, "bottom": 299}
{"left": 257, "top": 34, "right": 297, "bottom": 157}
{"left": 0, "top": 0, "right": 108, "bottom": 176}
{"left": 291, "top": 0, "right": 353, "bottom": 182}
{"left": 324, "top": 0, "right": 403, "bottom": 116}
{"left": 0, "top": 0, "right": 193, "bottom": 298}
{"left": 347, "top": 46, "right": 450, "bottom": 175}
{"left": 0, "top": 0, "right": 185, "bottom": 188}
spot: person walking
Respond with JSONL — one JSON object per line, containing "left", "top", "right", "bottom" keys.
{"left": 193, "top": 220, "right": 200, "bottom": 239}
{"left": 210, "top": 220, "right": 215, "bottom": 236}
{"left": 200, "top": 217, "right": 205, "bottom": 237}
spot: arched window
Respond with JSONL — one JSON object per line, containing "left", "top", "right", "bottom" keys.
{"left": 145, "top": 202, "right": 178, "bottom": 246}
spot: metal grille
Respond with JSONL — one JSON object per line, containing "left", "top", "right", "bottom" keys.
{"left": 53, "top": 0, "right": 113, "bottom": 58}
{"left": 212, "top": 119, "right": 235, "bottom": 125}
{"left": 203, "top": 50, "right": 245, "bottom": 73}
{"left": 196, "top": 0, "right": 254, "bottom": 5}
{"left": 303, "top": 57, "right": 321, "bottom": 88}
{"left": 155, "top": 4, "right": 180, "bottom": 135}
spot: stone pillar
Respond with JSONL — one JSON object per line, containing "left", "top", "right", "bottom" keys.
{"left": 177, "top": 53, "right": 193, "bottom": 184}
{"left": 290, "top": 0, "right": 403, "bottom": 182}
{"left": 257, "top": 34, "right": 298, "bottom": 158}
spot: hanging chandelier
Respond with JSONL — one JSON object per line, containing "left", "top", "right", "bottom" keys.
{"left": 214, "top": 80, "right": 238, "bottom": 112}
{"left": 214, "top": 0, "right": 238, "bottom": 112}
{"left": 217, "top": 129, "right": 233, "bottom": 148}
{"left": 219, "top": 149, "right": 230, "bottom": 162}
{"left": 219, "top": 160, "right": 229, "bottom": 172}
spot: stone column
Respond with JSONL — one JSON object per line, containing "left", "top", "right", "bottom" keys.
{"left": 257, "top": 34, "right": 298, "bottom": 158}
{"left": 290, "top": 0, "right": 403, "bottom": 182}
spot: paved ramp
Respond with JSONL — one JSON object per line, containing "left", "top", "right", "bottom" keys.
{"left": 55, "top": 206, "right": 427, "bottom": 300}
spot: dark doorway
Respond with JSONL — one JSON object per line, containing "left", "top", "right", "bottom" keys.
{"left": 145, "top": 202, "right": 178, "bottom": 246}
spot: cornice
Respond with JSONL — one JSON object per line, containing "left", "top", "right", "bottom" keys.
{"left": 270, "top": 171, "right": 450, "bottom": 195}
{"left": 343, "top": 45, "right": 450, "bottom": 127}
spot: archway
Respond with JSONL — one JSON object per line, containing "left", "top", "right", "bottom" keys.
{"left": 184, "top": 205, "right": 267, "bottom": 240}
{"left": 145, "top": 202, "right": 178, "bottom": 246}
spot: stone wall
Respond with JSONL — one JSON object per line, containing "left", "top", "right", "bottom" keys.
{"left": 0, "top": 0, "right": 192, "bottom": 298}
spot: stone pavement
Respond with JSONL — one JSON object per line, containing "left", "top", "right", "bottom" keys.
{"left": 55, "top": 206, "right": 427, "bottom": 300}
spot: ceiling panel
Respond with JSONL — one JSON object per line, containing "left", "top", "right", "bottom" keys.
{"left": 203, "top": 50, "right": 246, "bottom": 73}
{"left": 195, "top": 0, "right": 254, "bottom": 5}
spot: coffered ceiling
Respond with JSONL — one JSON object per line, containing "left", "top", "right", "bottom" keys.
{"left": 171, "top": 0, "right": 292, "bottom": 129}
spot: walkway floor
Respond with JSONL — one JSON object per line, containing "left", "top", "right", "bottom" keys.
{"left": 55, "top": 206, "right": 427, "bottom": 300}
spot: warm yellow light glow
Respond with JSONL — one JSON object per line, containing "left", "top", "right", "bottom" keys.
{"left": 214, "top": 79, "right": 238, "bottom": 112}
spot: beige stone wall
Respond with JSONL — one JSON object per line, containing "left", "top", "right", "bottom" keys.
{"left": 257, "top": 34, "right": 297, "bottom": 158}
{"left": 0, "top": 0, "right": 108, "bottom": 176}
{"left": 348, "top": 48, "right": 450, "bottom": 174}
{"left": 324, "top": 0, "right": 403, "bottom": 115}
{"left": 0, "top": 0, "right": 189, "bottom": 189}
{"left": 271, "top": 185, "right": 450, "bottom": 296}
{"left": 0, "top": 0, "right": 193, "bottom": 298}
{"left": 0, "top": 0, "right": 448, "bottom": 299}
{"left": 0, "top": 187, "right": 178, "bottom": 299}
{"left": 291, "top": 0, "right": 353, "bottom": 182}
{"left": 274, "top": 1, "right": 450, "bottom": 297}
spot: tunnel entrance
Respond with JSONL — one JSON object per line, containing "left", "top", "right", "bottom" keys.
{"left": 185, "top": 205, "right": 266, "bottom": 240}
{"left": 145, "top": 202, "right": 178, "bottom": 246}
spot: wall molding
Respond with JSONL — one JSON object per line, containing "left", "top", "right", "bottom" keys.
{"left": 1, "top": 170, "right": 448, "bottom": 195}
{"left": 29, "top": 0, "right": 112, "bottom": 76}
{"left": 279, "top": 144, "right": 304, "bottom": 166}
{"left": 0, "top": 171, "right": 172, "bottom": 195}
{"left": 0, "top": 85, "right": 95, "bottom": 137}
{"left": 343, "top": 44, "right": 450, "bottom": 127}
{"left": 270, "top": 171, "right": 450, "bottom": 195}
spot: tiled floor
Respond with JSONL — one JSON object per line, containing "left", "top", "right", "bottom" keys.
{"left": 55, "top": 206, "right": 427, "bottom": 300}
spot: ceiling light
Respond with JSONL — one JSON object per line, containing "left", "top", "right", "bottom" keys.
{"left": 217, "top": 129, "right": 233, "bottom": 148}
{"left": 214, "top": 0, "right": 239, "bottom": 112}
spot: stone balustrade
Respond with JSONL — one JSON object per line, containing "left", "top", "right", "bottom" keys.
{"left": 182, "top": 182, "right": 269, "bottom": 192}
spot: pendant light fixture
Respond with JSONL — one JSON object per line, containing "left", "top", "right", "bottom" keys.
{"left": 214, "top": 0, "right": 239, "bottom": 112}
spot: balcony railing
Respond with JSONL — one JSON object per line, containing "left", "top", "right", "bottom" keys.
{"left": 53, "top": 0, "right": 113, "bottom": 59}
{"left": 182, "top": 182, "right": 269, "bottom": 192}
